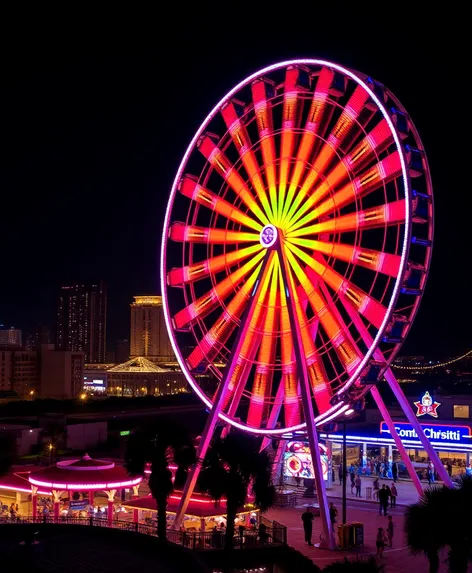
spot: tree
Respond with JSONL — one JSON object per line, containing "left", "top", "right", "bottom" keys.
{"left": 405, "top": 477, "right": 472, "bottom": 573}
{"left": 125, "top": 421, "right": 196, "bottom": 541}
{"left": 198, "top": 432, "right": 276, "bottom": 549}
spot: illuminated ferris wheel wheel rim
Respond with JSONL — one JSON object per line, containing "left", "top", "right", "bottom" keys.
{"left": 161, "top": 58, "right": 414, "bottom": 435}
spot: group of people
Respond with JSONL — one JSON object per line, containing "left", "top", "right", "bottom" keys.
{"left": 338, "top": 458, "right": 399, "bottom": 482}
{"left": 376, "top": 516, "right": 395, "bottom": 558}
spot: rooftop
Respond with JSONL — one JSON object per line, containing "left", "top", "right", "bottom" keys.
{"left": 107, "top": 357, "right": 168, "bottom": 373}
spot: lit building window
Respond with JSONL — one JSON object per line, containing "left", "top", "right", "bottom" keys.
{"left": 453, "top": 405, "right": 470, "bottom": 419}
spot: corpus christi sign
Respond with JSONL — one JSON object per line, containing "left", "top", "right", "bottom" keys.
{"left": 380, "top": 421, "right": 472, "bottom": 447}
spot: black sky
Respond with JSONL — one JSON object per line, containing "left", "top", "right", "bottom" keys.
{"left": 1, "top": 7, "right": 470, "bottom": 356}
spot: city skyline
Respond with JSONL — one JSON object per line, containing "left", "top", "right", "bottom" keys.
{"left": 1, "top": 15, "right": 470, "bottom": 357}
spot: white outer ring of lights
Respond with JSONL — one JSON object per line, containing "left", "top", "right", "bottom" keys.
{"left": 160, "top": 58, "right": 412, "bottom": 435}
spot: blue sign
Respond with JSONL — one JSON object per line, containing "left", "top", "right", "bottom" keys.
{"left": 380, "top": 422, "right": 472, "bottom": 446}
{"left": 69, "top": 500, "right": 88, "bottom": 511}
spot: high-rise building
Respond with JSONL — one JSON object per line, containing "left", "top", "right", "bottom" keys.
{"left": 130, "top": 296, "right": 174, "bottom": 363}
{"left": 0, "top": 326, "right": 22, "bottom": 348}
{"left": 25, "top": 324, "right": 51, "bottom": 351}
{"left": 56, "top": 281, "right": 107, "bottom": 363}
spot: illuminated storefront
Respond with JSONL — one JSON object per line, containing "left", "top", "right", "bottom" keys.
{"left": 321, "top": 421, "right": 472, "bottom": 477}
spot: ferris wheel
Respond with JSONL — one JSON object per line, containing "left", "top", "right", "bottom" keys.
{"left": 161, "top": 59, "right": 451, "bottom": 546}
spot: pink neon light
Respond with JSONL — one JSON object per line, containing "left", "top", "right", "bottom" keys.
{"left": 0, "top": 484, "right": 50, "bottom": 495}
{"left": 28, "top": 476, "right": 142, "bottom": 491}
{"left": 169, "top": 494, "right": 228, "bottom": 504}
{"left": 160, "top": 59, "right": 411, "bottom": 434}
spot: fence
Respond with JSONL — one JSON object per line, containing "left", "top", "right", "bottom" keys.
{"left": 0, "top": 515, "right": 287, "bottom": 550}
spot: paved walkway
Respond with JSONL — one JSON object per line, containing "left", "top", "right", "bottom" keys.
{"left": 267, "top": 489, "right": 450, "bottom": 572}
{"left": 325, "top": 474, "right": 436, "bottom": 506}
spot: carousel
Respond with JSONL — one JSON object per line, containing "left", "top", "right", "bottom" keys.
{"left": 27, "top": 454, "right": 143, "bottom": 521}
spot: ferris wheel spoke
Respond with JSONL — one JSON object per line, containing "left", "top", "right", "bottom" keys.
{"left": 167, "top": 244, "right": 263, "bottom": 287}
{"left": 287, "top": 198, "right": 406, "bottom": 237}
{"left": 284, "top": 248, "right": 361, "bottom": 376}
{"left": 247, "top": 258, "right": 280, "bottom": 428}
{"left": 287, "top": 242, "right": 388, "bottom": 330}
{"left": 221, "top": 101, "right": 274, "bottom": 221}
{"left": 317, "top": 280, "right": 365, "bottom": 367}
{"left": 283, "top": 119, "right": 393, "bottom": 227}
{"left": 251, "top": 79, "right": 278, "bottom": 221}
{"left": 172, "top": 251, "right": 265, "bottom": 329}
{"left": 282, "top": 86, "right": 370, "bottom": 227}
{"left": 278, "top": 260, "right": 332, "bottom": 415}
{"left": 287, "top": 151, "right": 402, "bottom": 233}
{"left": 185, "top": 267, "right": 262, "bottom": 371}
{"left": 198, "top": 135, "right": 270, "bottom": 225}
{"left": 179, "top": 176, "right": 262, "bottom": 232}
{"left": 287, "top": 237, "right": 401, "bottom": 278}
{"left": 280, "top": 67, "right": 335, "bottom": 223}
{"left": 277, "top": 66, "right": 307, "bottom": 224}
{"left": 169, "top": 223, "right": 259, "bottom": 244}
{"left": 220, "top": 253, "right": 276, "bottom": 413}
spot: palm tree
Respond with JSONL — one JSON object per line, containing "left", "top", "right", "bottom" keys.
{"left": 125, "top": 421, "right": 196, "bottom": 541}
{"left": 405, "top": 477, "right": 472, "bottom": 573}
{"left": 198, "top": 432, "right": 276, "bottom": 549}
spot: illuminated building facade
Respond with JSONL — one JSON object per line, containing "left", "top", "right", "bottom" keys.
{"left": 106, "top": 357, "right": 187, "bottom": 397}
{"left": 56, "top": 281, "right": 107, "bottom": 363}
{"left": 130, "top": 296, "right": 174, "bottom": 363}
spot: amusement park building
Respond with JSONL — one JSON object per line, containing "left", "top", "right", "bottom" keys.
{"left": 322, "top": 392, "right": 472, "bottom": 476}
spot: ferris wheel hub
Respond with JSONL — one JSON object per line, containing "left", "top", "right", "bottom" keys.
{"left": 259, "top": 224, "right": 278, "bottom": 248}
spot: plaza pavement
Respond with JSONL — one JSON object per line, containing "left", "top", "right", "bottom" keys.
{"left": 267, "top": 477, "right": 450, "bottom": 572}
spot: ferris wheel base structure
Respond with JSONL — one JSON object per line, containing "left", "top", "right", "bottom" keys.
{"left": 160, "top": 59, "right": 453, "bottom": 548}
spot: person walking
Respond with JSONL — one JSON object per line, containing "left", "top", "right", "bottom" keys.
{"left": 447, "top": 461, "right": 453, "bottom": 477}
{"left": 338, "top": 464, "right": 343, "bottom": 485}
{"left": 387, "top": 516, "right": 394, "bottom": 547}
{"left": 376, "top": 527, "right": 387, "bottom": 558}
{"left": 355, "top": 475, "right": 362, "bottom": 497}
{"left": 378, "top": 485, "right": 389, "bottom": 516}
{"left": 350, "top": 472, "right": 356, "bottom": 494}
{"left": 390, "top": 483, "right": 398, "bottom": 508}
{"left": 373, "top": 477, "right": 380, "bottom": 500}
{"left": 329, "top": 502, "right": 338, "bottom": 529}
{"left": 392, "top": 461, "right": 398, "bottom": 482}
{"left": 301, "top": 507, "right": 314, "bottom": 546}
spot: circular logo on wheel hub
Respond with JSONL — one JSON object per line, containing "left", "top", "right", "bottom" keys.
{"left": 260, "top": 224, "right": 278, "bottom": 248}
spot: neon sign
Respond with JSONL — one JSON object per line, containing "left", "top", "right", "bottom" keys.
{"left": 414, "top": 391, "right": 440, "bottom": 418}
{"left": 380, "top": 421, "right": 472, "bottom": 445}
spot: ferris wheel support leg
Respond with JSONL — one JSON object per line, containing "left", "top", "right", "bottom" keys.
{"left": 278, "top": 244, "right": 335, "bottom": 550}
{"left": 370, "top": 386, "right": 423, "bottom": 496}
{"left": 172, "top": 251, "right": 274, "bottom": 531}
{"left": 384, "top": 368, "right": 453, "bottom": 488}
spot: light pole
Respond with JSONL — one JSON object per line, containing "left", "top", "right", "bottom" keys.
{"left": 342, "top": 419, "right": 347, "bottom": 525}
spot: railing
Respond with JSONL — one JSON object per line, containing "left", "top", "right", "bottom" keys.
{"left": 0, "top": 516, "right": 287, "bottom": 550}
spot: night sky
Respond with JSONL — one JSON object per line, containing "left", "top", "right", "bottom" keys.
{"left": 1, "top": 8, "right": 469, "bottom": 357}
